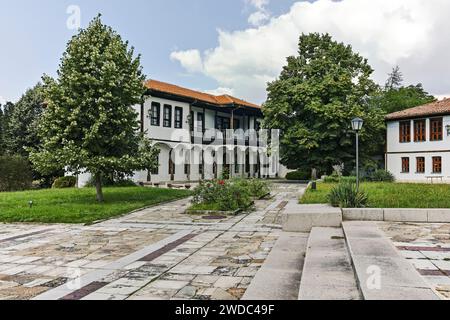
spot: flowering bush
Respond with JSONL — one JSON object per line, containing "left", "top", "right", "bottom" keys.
{"left": 191, "top": 179, "right": 270, "bottom": 211}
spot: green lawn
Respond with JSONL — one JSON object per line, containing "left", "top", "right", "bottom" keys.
{"left": 0, "top": 187, "right": 191, "bottom": 224}
{"left": 301, "top": 182, "right": 450, "bottom": 208}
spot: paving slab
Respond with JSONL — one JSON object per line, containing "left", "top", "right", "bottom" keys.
{"left": 242, "top": 232, "right": 308, "bottom": 300}
{"left": 298, "top": 227, "right": 361, "bottom": 300}
{"left": 343, "top": 222, "right": 439, "bottom": 300}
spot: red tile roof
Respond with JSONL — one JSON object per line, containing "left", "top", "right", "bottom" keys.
{"left": 385, "top": 98, "right": 450, "bottom": 121}
{"left": 145, "top": 79, "right": 261, "bottom": 109}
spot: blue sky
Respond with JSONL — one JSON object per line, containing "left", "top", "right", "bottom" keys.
{"left": 0, "top": 0, "right": 298, "bottom": 104}
{"left": 2, "top": 0, "right": 450, "bottom": 105}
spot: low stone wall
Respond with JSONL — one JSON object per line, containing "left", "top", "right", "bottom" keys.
{"left": 343, "top": 208, "right": 450, "bottom": 223}
{"left": 282, "top": 201, "right": 342, "bottom": 232}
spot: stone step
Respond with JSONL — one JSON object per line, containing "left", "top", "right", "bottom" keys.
{"left": 298, "top": 227, "right": 362, "bottom": 300}
{"left": 282, "top": 202, "right": 342, "bottom": 232}
{"left": 342, "top": 221, "right": 440, "bottom": 300}
{"left": 242, "top": 232, "right": 308, "bottom": 300}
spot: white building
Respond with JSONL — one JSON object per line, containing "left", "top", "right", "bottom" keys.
{"left": 385, "top": 98, "right": 450, "bottom": 183}
{"left": 77, "top": 80, "right": 287, "bottom": 187}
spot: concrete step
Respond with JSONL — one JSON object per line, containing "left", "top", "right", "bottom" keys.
{"left": 242, "top": 232, "right": 308, "bottom": 300}
{"left": 282, "top": 202, "right": 342, "bottom": 232}
{"left": 342, "top": 221, "right": 440, "bottom": 300}
{"left": 298, "top": 227, "right": 362, "bottom": 300}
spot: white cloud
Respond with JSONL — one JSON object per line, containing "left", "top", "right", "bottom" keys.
{"left": 172, "top": 0, "right": 450, "bottom": 104}
{"left": 246, "top": 0, "right": 271, "bottom": 26}
{"left": 0, "top": 95, "right": 6, "bottom": 106}
{"left": 204, "top": 87, "right": 235, "bottom": 96}
{"left": 248, "top": 11, "right": 270, "bottom": 26}
{"left": 170, "top": 49, "right": 204, "bottom": 73}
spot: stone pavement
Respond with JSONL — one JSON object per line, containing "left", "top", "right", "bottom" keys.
{"left": 0, "top": 183, "right": 305, "bottom": 300}
{"left": 380, "top": 222, "right": 450, "bottom": 299}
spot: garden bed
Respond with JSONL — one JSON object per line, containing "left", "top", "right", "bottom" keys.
{"left": 187, "top": 179, "right": 271, "bottom": 215}
{"left": 301, "top": 182, "right": 450, "bottom": 208}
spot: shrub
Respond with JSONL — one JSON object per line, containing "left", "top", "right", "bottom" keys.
{"left": 366, "top": 170, "right": 395, "bottom": 182}
{"left": 328, "top": 181, "right": 368, "bottom": 208}
{"left": 52, "top": 176, "right": 77, "bottom": 189}
{"left": 286, "top": 169, "right": 311, "bottom": 181}
{"left": 84, "top": 175, "right": 136, "bottom": 187}
{"left": 0, "top": 156, "right": 33, "bottom": 192}
{"left": 233, "top": 178, "right": 271, "bottom": 199}
{"left": 192, "top": 180, "right": 253, "bottom": 211}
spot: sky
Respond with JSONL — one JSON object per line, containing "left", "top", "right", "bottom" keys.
{"left": 1, "top": 0, "right": 450, "bottom": 106}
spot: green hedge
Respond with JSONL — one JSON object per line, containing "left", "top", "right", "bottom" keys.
{"left": 52, "top": 176, "right": 77, "bottom": 189}
{"left": 286, "top": 169, "right": 311, "bottom": 181}
{"left": 0, "top": 156, "right": 33, "bottom": 192}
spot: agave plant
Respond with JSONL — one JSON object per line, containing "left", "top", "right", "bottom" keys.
{"left": 328, "top": 181, "right": 368, "bottom": 208}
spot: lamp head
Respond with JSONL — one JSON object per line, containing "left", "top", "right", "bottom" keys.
{"left": 351, "top": 117, "right": 364, "bottom": 132}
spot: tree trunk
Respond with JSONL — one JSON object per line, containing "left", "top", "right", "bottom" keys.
{"left": 95, "top": 174, "right": 104, "bottom": 202}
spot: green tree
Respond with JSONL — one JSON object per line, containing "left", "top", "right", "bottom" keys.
{"left": 30, "top": 15, "right": 159, "bottom": 202}
{"left": 263, "top": 33, "right": 385, "bottom": 174}
{"left": 4, "top": 83, "right": 44, "bottom": 157}
{"left": 376, "top": 66, "right": 435, "bottom": 114}
{"left": 0, "top": 105, "right": 4, "bottom": 154}
{"left": 0, "top": 102, "right": 15, "bottom": 154}
{"left": 385, "top": 65, "right": 403, "bottom": 90}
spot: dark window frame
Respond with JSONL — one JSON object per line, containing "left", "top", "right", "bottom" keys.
{"left": 432, "top": 156, "right": 442, "bottom": 174}
{"left": 416, "top": 157, "right": 425, "bottom": 174}
{"left": 399, "top": 121, "right": 411, "bottom": 143}
{"left": 430, "top": 118, "right": 443, "bottom": 141}
{"left": 150, "top": 102, "right": 161, "bottom": 126}
{"left": 401, "top": 157, "right": 410, "bottom": 173}
{"left": 174, "top": 107, "right": 183, "bottom": 129}
{"left": 216, "top": 116, "right": 231, "bottom": 131}
{"left": 414, "top": 119, "right": 426, "bottom": 142}
{"left": 163, "top": 105, "right": 172, "bottom": 128}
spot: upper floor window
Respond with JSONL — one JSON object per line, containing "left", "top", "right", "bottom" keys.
{"left": 150, "top": 102, "right": 160, "bottom": 126}
{"left": 216, "top": 116, "right": 230, "bottom": 131}
{"left": 197, "top": 113, "right": 204, "bottom": 132}
{"left": 399, "top": 121, "right": 411, "bottom": 143}
{"left": 233, "top": 118, "right": 240, "bottom": 130}
{"left": 175, "top": 107, "right": 183, "bottom": 129}
{"left": 163, "top": 105, "right": 172, "bottom": 128}
{"left": 430, "top": 118, "right": 443, "bottom": 141}
{"left": 416, "top": 157, "right": 425, "bottom": 174}
{"left": 433, "top": 157, "right": 442, "bottom": 174}
{"left": 414, "top": 120, "right": 426, "bottom": 142}
{"left": 401, "top": 157, "right": 410, "bottom": 173}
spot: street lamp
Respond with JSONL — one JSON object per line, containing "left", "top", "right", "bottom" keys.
{"left": 351, "top": 118, "right": 364, "bottom": 190}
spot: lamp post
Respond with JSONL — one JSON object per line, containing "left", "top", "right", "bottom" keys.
{"left": 351, "top": 118, "right": 364, "bottom": 190}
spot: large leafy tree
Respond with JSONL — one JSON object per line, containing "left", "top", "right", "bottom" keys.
{"left": 375, "top": 66, "right": 435, "bottom": 114}
{"left": 4, "top": 83, "right": 44, "bottom": 157}
{"left": 0, "top": 105, "right": 4, "bottom": 154}
{"left": 0, "top": 102, "right": 15, "bottom": 154}
{"left": 30, "top": 15, "right": 159, "bottom": 202}
{"left": 263, "top": 33, "right": 385, "bottom": 174}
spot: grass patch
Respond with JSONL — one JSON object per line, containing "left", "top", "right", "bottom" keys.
{"left": 301, "top": 182, "right": 450, "bottom": 208}
{"left": 0, "top": 187, "right": 191, "bottom": 224}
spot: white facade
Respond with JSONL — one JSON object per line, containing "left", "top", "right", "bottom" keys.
{"left": 386, "top": 115, "right": 450, "bottom": 183}
{"left": 77, "top": 89, "right": 284, "bottom": 187}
